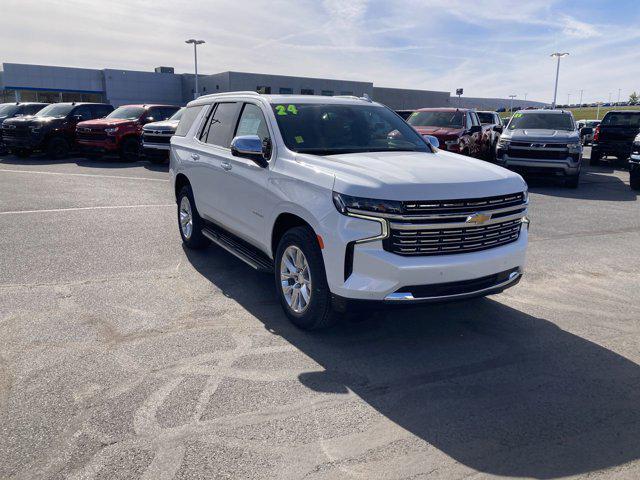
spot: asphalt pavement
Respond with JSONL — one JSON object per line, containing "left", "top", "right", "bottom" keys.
{"left": 1, "top": 150, "right": 639, "bottom": 479}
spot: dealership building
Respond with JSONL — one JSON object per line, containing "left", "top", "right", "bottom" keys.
{"left": 0, "top": 62, "right": 543, "bottom": 110}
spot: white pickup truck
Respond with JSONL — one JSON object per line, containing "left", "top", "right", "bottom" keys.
{"left": 170, "top": 93, "right": 529, "bottom": 329}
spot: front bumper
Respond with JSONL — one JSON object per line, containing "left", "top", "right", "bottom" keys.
{"left": 77, "top": 138, "right": 118, "bottom": 152}
{"left": 496, "top": 153, "right": 580, "bottom": 176}
{"left": 143, "top": 141, "right": 171, "bottom": 151}
{"left": 2, "top": 135, "right": 42, "bottom": 149}
{"left": 592, "top": 142, "right": 632, "bottom": 158}
{"left": 321, "top": 212, "right": 528, "bottom": 302}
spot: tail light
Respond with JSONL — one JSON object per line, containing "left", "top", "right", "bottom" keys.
{"left": 593, "top": 125, "right": 600, "bottom": 142}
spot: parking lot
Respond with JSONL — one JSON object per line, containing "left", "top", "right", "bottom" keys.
{"left": 1, "top": 150, "right": 639, "bottom": 479}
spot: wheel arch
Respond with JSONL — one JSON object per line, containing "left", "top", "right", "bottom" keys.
{"left": 271, "top": 212, "right": 317, "bottom": 260}
{"left": 174, "top": 173, "right": 191, "bottom": 202}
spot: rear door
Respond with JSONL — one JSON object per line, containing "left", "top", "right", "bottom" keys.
{"left": 600, "top": 112, "right": 640, "bottom": 145}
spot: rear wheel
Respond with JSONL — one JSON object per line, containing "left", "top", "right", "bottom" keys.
{"left": 119, "top": 137, "right": 140, "bottom": 162}
{"left": 46, "top": 136, "right": 70, "bottom": 159}
{"left": 590, "top": 151, "right": 601, "bottom": 166}
{"left": 275, "top": 226, "right": 336, "bottom": 330}
{"left": 565, "top": 173, "right": 580, "bottom": 188}
{"left": 15, "top": 148, "right": 32, "bottom": 158}
{"left": 177, "top": 185, "right": 209, "bottom": 249}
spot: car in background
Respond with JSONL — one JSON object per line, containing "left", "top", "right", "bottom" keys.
{"left": 395, "top": 109, "right": 415, "bottom": 120}
{"left": 578, "top": 119, "right": 600, "bottom": 145}
{"left": 630, "top": 133, "right": 640, "bottom": 190}
{"left": 406, "top": 108, "right": 486, "bottom": 158}
{"left": 495, "top": 110, "right": 582, "bottom": 188}
{"left": 2, "top": 102, "right": 113, "bottom": 158}
{"left": 0, "top": 102, "right": 49, "bottom": 154}
{"left": 76, "top": 104, "right": 180, "bottom": 161}
{"left": 477, "top": 111, "right": 504, "bottom": 159}
{"left": 141, "top": 107, "right": 185, "bottom": 164}
{"left": 591, "top": 110, "right": 640, "bottom": 166}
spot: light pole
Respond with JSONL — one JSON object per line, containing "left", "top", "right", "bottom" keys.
{"left": 567, "top": 93, "right": 571, "bottom": 106}
{"left": 550, "top": 52, "right": 569, "bottom": 109}
{"left": 617, "top": 88, "right": 621, "bottom": 104}
{"left": 596, "top": 101, "right": 602, "bottom": 120}
{"left": 185, "top": 39, "right": 205, "bottom": 99}
{"left": 509, "top": 94, "right": 517, "bottom": 113}
{"left": 608, "top": 92, "right": 612, "bottom": 104}
{"left": 579, "top": 89, "right": 583, "bottom": 107}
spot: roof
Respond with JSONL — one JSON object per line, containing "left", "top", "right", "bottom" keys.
{"left": 416, "top": 107, "right": 474, "bottom": 112}
{"left": 190, "top": 91, "right": 379, "bottom": 107}
{"left": 117, "top": 104, "right": 181, "bottom": 108}
{"left": 515, "top": 109, "right": 572, "bottom": 115}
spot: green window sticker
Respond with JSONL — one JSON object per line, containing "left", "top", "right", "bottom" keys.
{"left": 275, "top": 104, "right": 299, "bottom": 116}
{"left": 513, "top": 113, "right": 523, "bottom": 118}
{"left": 295, "top": 135, "right": 304, "bottom": 144}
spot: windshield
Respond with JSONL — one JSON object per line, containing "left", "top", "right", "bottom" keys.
{"left": 170, "top": 108, "right": 185, "bottom": 121}
{"left": 35, "top": 104, "right": 74, "bottom": 118}
{"left": 601, "top": 112, "right": 640, "bottom": 127}
{"left": 477, "top": 112, "right": 495, "bottom": 124}
{"left": 407, "top": 111, "right": 464, "bottom": 128}
{"left": 508, "top": 112, "right": 574, "bottom": 131}
{"left": 0, "top": 104, "right": 20, "bottom": 117}
{"left": 271, "top": 103, "right": 429, "bottom": 155}
{"left": 106, "top": 106, "right": 145, "bottom": 120}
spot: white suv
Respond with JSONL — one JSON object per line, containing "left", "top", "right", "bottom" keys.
{"left": 170, "top": 93, "right": 529, "bottom": 329}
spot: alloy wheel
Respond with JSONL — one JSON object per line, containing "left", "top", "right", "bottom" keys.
{"left": 179, "top": 196, "right": 193, "bottom": 239}
{"left": 280, "top": 245, "right": 312, "bottom": 313}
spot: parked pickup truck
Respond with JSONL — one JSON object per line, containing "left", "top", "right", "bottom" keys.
{"left": 496, "top": 110, "right": 582, "bottom": 188}
{"left": 630, "top": 133, "right": 640, "bottom": 190}
{"left": 591, "top": 110, "right": 640, "bottom": 165}
{"left": 2, "top": 102, "right": 114, "bottom": 158}
{"left": 0, "top": 102, "right": 49, "bottom": 154}
{"left": 141, "top": 107, "right": 185, "bottom": 164}
{"left": 77, "top": 104, "right": 180, "bottom": 161}
{"left": 406, "top": 108, "right": 487, "bottom": 159}
{"left": 171, "top": 93, "right": 529, "bottom": 329}
{"left": 477, "top": 111, "right": 504, "bottom": 160}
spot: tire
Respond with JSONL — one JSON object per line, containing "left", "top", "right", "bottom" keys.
{"left": 177, "top": 185, "right": 209, "bottom": 249}
{"left": 565, "top": 173, "right": 580, "bottom": 188}
{"left": 149, "top": 154, "right": 168, "bottom": 165}
{"left": 275, "top": 226, "right": 337, "bottom": 330}
{"left": 590, "top": 150, "right": 601, "bottom": 166}
{"left": 119, "top": 137, "right": 140, "bottom": 162}
{"left": 47, "top": 136, "right": 70, "bottom": 159}
{"left": 15, "top": 148, "right": 32, "bottom": 158}
{"left": 631, "top": 171, "right": 640, "bottom": 191}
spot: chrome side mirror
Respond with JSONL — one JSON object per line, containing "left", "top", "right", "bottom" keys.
{"left": 230, "top": 135, "right": 269, "bottom": 167}
{"left": 422, "top": 134, "right": 440, "bottom": 149}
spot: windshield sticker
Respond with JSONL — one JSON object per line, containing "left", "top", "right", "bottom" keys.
{"left": 295, "top": 135, "right": 304, "bottom": 144}
{"left": 513, "top": 113, "right": 523, "bottom": 118}
{"left": 275, "top": 105, "right": 299, "bottom": 116}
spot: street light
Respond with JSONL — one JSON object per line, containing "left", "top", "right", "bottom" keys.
{"left": 550, "top": 52, "right": 569, "bottom": 108}
{"left": 509, "top": 94, "right": 517, "bottom": 113}
{"left": 185, "top": 39, "right": 205, "bottom": 99}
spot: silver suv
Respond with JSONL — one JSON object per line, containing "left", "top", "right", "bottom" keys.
{"left": 495, "top": 110, "right": 582, "bottom": 188}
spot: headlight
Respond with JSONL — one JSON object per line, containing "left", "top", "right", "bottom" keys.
{"left": 523, "top": 187, "right": 529, "bottom": 203}
{"left": 332, "top": 192, "right": 402, "bottom": 216}
{"left": 497, "top": 138, "right": 511, "bottom": 148}
{"left": 105, "top": 128, "right": 118, "bottom": 136}
{"left": 30, "top": 126, "right": 41, "bottom": 133}
{"left": 567, "top": 142, "right": 582, "bottom": 153}
{"left": 445, "top": 138, "right": 460, "bottom": 147}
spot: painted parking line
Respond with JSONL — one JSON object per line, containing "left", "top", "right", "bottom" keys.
{"left": 0, "top": 168, "right": 168, "bottom": 182}
{"left": 0, "top": 204, "right": 174, "bottom": 215}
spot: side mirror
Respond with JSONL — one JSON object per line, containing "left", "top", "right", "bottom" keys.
{"left": 469, "top": 125, "right": 482, "bottom": 134}
{"left": 422, "top": 134, "right": 440, "bottom": 149}
{"left": 143, "top": 117, "right": 154, "bottom": 124}
{"left": 493, "top": 125, "right": 503, "bottom": 133}
{"left": 230, "top": 135, "right": 269, "bottom": 167}
{"left": 73, "top": 115, "right": 84, "bottom": 122}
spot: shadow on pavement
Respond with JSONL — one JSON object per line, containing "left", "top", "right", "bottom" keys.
{"left": 526, "top": 169, "right": 636, "bottom": 202}
{"left": 184, "top": 245, "right": 640, "bottom": 479}
{"left": 0, "top": 153, "right": 168, "bottom": 173}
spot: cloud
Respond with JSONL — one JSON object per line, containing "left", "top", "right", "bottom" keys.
{"left": 561, "top": 15, "right": 602, "bottom": 38}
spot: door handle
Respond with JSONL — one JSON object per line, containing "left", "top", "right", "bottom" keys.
{"left": 191, "top": 153, "right": 199, "bottom": 161}
{"left": 221, "top": 161, "right": 232, "bottom": 171}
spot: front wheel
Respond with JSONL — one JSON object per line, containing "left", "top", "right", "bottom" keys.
{"left": 565, "top": 173, "right": 580, "bottom": 188}
{"left": 15, "top": 148, "right": 32, "bottom": 158}
{"left": 47, "top": 136, "right": 70, "bottom": 159}
{"left": 275, "top": 226, "right": 336, "bottom": 330}
{"left": 177, "top": 185, "right": 209, "bottom": 249}
{"left": 119, "top": 137, "right": 140, "bottom": 162}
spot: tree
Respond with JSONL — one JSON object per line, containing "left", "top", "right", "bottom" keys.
{"left": 629, "top": 91, "right": 639, "bottom": 104}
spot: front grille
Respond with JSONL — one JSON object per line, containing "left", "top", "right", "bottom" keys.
{"left": 380, "top": 191, "right": 527, "bottom": 257}
{"left": 507, "top": 148, "right": 571, "bottom": 160}
{"left": 386, "top": 218, "right": 522, "bottom": 256}
{"left": 2, "top": 127, "right": 30, "bottom": 140}
{"left": 76, "top": 129, "right": 107, "bottom": 141}
{"left": 143, "top": 133, "right": 171, "bottom": 144}
{"left": 510, "top": 141, "right": 568, "bottom": 149}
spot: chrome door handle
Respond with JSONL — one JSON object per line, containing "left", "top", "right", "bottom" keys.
{"left": 191, "top": 153, "right": 199, "bottom": 160}
{"left": 221, "top": 161, "right": 232, "bottom": 171}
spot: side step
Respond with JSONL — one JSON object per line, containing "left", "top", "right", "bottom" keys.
{"left": 202, "top": 224, "right": 274, "bottom": 273}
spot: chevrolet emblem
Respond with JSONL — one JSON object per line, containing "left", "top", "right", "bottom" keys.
{"left": 466, "top": 213, "right": 491, "bottom": 225}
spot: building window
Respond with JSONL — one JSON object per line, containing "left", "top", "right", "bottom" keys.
{"left": 321, "top": 90, "right": 334, "bottom": 96}
{"left": 279, "top": 87, "right": 293, "bottom": 94}
{"left": 256, "top": 86, "right": 271, "bottom": 94}
{"left": 340, "top": 91, "right": 354, "bottom": 96}
{"left": 300, "top": 88, "right": 314, "bottom": 95}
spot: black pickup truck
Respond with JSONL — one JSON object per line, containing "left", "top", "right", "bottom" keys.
{"left": 591, "top": 110, "right": 640, "bottom": 165}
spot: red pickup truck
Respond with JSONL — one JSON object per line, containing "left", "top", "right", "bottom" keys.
{"left": 406, "top": 108, "right": 489, "bottom": 159}
{"left": 76, "top": 104, "right": 180, "bottom": 161}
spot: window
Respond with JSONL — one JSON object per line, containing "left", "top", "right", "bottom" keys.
{"left": 21, "top": 104, "right": 47, "bottom": 115}
{"left": 279, "top": 87, "right": 293, "bottom": 94}
{"left": 147, "top": 107, "right": 178, "bottom": 122}
{"left": 107, "top": 106, "right": 146, "bottom": 120}
{"left": 175, "top": 105, "right": 204, "bottom": 137}
{"left": 235, "top": 103, "right": 271, "bottom": 142}
{"left": 35, "top": 104, "right": 75, "bottom": 118}
{"left": 508, "top": 112, "right": 574, "bottom": 131}
{"left": 73, "top": 105, "right": 93, "bottom": 120}
{"left": 601, "top": 112, "right": 640, "bottom": 127}
{"left": 95, "top": 105, "right": 114, "bottom": 118}
{"left": 470, "top": 112, "right": 480, "bottom": 127}
{"left": 321, "top": 90, "right": 334, "bottom": 96}
{"left": 202, "top": 102, "right": 241, "bottom": 147}
{"left": 476, "top": 112, "right": 495, "bottom": 124}
{"left": 300, "top": 89, "right": 314, "bottom": 95}
{"left": 408, "top": 111, "right": 464, "bottom": 128}
{"left": 256, "top": 86, "right": 271, "bottom": 94}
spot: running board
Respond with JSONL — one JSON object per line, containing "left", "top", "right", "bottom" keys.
{"left": 202, "top": 225, "right": 274, "bottom": 273}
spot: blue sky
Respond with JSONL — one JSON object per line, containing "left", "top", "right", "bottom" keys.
{"left": 1, "top": 0, "right": 639, "bottom": 103}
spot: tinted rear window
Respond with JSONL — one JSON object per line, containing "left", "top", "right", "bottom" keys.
{"left": 175, "top": 106, "right": 204, "bottom": 137}
{"left": 601, "top": 112, "right": 640, "bottom": 127}
{"left": 508, "top": 112, "right": 574, "bottom": 131}
{"left": 477, "top": 112, "right": 496, "bottom": 124}
{"left": 408, "top": 111, "right": 464, "bottom": 128}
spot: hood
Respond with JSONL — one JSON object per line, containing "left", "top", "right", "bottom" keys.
{"left": 412, "top": 126, "right": 463, "bottom": 138}
{"left": 504, "top": 128, "right": 579, "bottom": 143}
{"left": 143, "top": 119, "right": 179, "bottom": 132}
{"left": 2, "top": 115, "right": 57, "bottom": 128}
{"left": 299, "top": 150, "right": 526, "bottom": 200}
{"left": 77, "top": 118, "right": 135, "bottom": 129}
